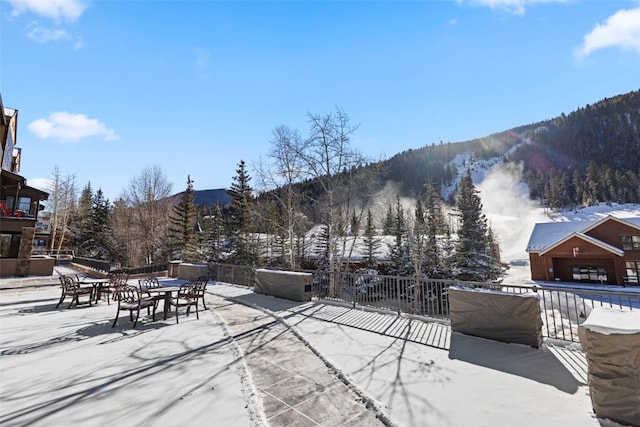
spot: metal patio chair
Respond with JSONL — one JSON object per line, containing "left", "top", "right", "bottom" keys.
{"left": 138, "top": 277, "right": 165, "bottom": 313}
{"left": 168, "top": 282, "right": 199, "bottom": 323}
{"left": 112, "top": 285, "right": 158, "bottom": 328}
{"left": 56, "top": 275, "right": 93, "bottom": 309}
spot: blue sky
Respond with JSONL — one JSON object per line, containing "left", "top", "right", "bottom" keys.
{"left": 2, "top": 0, "right": 639, "bottom": 201}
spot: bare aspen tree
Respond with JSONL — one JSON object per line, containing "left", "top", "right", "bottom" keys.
{"left": 123, "top": 165, "right": 172, "bottom": 265}
{"left": 46, "top": 165, "right": 77, "bottom": 254}
{"left": 299, "top": 107, "right": 361, "bottom": 296}
{"left": 255, "top": 124, "right": 307, "bottom": 269}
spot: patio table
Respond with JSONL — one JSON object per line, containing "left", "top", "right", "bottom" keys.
{"left": 78, "top": 278, "right": 110, "bottom": 302}
{"left": 140, "top": 285, "right": 182, "bottom": 320}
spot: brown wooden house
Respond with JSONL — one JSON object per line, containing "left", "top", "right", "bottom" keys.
{"left": 1, "top": 94, "right": 52, "bottom": 277}
{"left": 526, "top": 216, "right": 640, "bottom": 286}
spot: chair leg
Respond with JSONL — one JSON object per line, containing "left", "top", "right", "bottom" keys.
{"left": 175, "top": 305, "right": 179, "bottom": 323}
{"left": 56, "top": 294, "right": 65, "bottom": 309}
{"left": 195, "top": 302, "right": 199, "bottom": 320}
{"left": 133, "top": 310, "right": 141, "bottom": 328}
{"left": 201, "top": 296, "right": 207, "bottom": 310}
{"left": 112, "top": 310, "right": 120, "bottom": 327}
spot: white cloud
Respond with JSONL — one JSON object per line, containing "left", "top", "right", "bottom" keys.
{"left": 4, "top": 0, "right": 87, "bottom": 23}
{"left": 28, "top": 112, "right": 118, "bottom": 142}
{"left": 576, "top": 7, "right": 640, "bottom": 58}
{"left": 460, "top": 0, "right": 567, "bottom": 15}
{"left": 26, "top": 21, "right": 71, "bottom": 43}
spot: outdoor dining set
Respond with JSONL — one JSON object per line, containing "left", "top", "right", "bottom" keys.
{"left": 56, "top": 271, "right": 208, "bottom": 328}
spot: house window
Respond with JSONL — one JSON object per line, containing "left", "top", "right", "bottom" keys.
{"left": 0, "top": 233, "right": 21, "bottom": 258}
{"left": 626, "top": 261, "right": 640, "bottom": 284}
{"left": 17, "top": 197, "right": 31, "bottom": 213}
{"left": 622, "top": 235, "right": 640, "bottom": 251}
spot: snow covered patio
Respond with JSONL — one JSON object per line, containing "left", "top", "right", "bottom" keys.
{"left": 0, "top": 279, "right": 612, "bottom": 426}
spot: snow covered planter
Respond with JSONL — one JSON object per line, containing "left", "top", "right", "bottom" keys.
{"left": 581, "top": 307, "right": 640, "bottom": 426}
{"left": 254, "top": 269, "right": 313, "bottom": 302}
{"left": 449, "top": 286, "right": 543, "bottom": 348}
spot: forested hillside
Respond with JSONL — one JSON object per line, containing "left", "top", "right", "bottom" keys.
{"left": 363, "top": 89, "right": 640, "bottom": 208}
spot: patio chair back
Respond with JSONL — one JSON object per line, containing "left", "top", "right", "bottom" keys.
{"left": 108, "top": 270, "right": 129, "bottom": 285}
{"left": 192, "top": 279, "right": 208, "bottom": 309}
{"left": 116, "top": 284, "right": 141, "bottom": 304}
{"left": 112, "top": 284, "right": 157, "bottom": 328}
{"left": 138, "top": 277, "right": 161, "bottom": 289}
{"left": 100, "top": 270, "right": 129, "bottom": 305}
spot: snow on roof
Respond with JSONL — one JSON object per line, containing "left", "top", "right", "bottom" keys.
{"left": 539, "top": 232, "right": 625, "bottom": 256}
{"left": 583, "top": 306, "right": 640, "bottom": 335}
{"left": 526, "top": 216, "right": 640, "bottom": 252}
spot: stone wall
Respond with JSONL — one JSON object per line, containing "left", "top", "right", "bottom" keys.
{"left": 14, "top": 227, "right": 35, "bottom": 277}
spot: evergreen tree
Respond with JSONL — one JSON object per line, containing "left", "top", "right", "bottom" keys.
{"left": 168, "top": 175, "right": 199, "bottom": 262}
{"left": 90, "top": 189, "right": 110, "bottom": 260}
{"left": 452, "top": 169, "right": 500, "bottom": 282}
{"left": 314, "top": 224, "right": 332, "bottom": 272}
{"left": 350, "top": 211, "right": 359, "bottom": 236}
{"left": 403, "top": 197, "right": 428, "bottom": 280}
{"left": 361, "top": 209, "right": 381, "bottom": 269}
{"left": 228, "top": 160, "right": 258, "bottom": 265}
{"left": 204, "top": 201, "right": 226, "bottom": 264}
{"left": 423, "top": 182, "right": 447, "bottom": 278}
{"left": 387, "top": 195, "right": 410, "bottom": 276}
{"left": 382, "top": 204, "right": 394, "bottom": 235}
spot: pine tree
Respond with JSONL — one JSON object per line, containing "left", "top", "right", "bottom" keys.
{"left": 408, "top": 198, "right": 427, "bottom": 277}
{"left": 90, "top": 189, "right": 110, "bottom": 260}
{"left": 73, "top": 183, "right": 94, "bottom": 257}
{"left": 388, "top": 194, "right": 410, "bottom": 276}
{"left": 168, "top": 175, "right": 198, "bottom": 262}
{"left": 204, "top": 201, "right": 226, "bottom": 264}
{"left": 361, "top": 209, "right": 381, "bottom": 269}
{"left": 382, "top": 204, "right": 394, "bottom": 235}
{"left": 452, "top": 169, "right": 500, "bottom": 282}
{"left": 228, "top": 160, "right": 258, "bottom": 265}
{"left": 314, "top": 224, "right": 332, "bottom": 272}
{"left": 423, "top": 182, "right": 447, "bottom": 278}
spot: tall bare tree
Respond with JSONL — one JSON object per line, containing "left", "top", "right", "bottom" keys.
{"left": 46, "top": 165, "right": 77, "bottom": 254}
{"left": 123, "top": 165, "right": 172, "bottom": 265}
{"left": 255, "top": 124, "right": 308, "bottom": 269}
{"left": 299, "top": 106, "right": 361, "bottom": 295}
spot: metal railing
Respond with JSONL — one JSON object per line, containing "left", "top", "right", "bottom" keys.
{"left": 121, "top": 263, "right": 168, "bottom": 276}
{"left": 208, "top": 263, "right": 255, "bottom": 287}
{"left": 72, "top": 256, "right": 112, "bottom": 273}
{"left": 310, "top": 271, "right": 640, "bottom": 343}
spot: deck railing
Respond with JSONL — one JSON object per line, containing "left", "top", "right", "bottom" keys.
{"left": 310, "top": 271, "right": 640, "bottom": 343}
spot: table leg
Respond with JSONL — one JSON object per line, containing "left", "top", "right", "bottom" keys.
{"left": 163, "top": 291, "right": 170, "bottom": 320}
